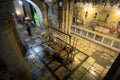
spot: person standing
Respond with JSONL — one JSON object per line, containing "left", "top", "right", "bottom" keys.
{"left": 24, "top": 20, "right": 32, "bottom": 36}
{"left": 27, "top": 26, "right": 32, "bottom": 36}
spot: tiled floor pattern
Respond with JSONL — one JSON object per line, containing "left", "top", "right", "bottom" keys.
{"left": 16, "top": 24, "right": 119, "bottom": 80}
{"left": 26, "top": 39, "right": 89, "bottom": 80}
{"left": 54, "top": 33, "right": 118, "bottom": 79}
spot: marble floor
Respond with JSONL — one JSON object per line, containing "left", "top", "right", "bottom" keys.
{"left": 16, "top": 24, "right": 119, "bottom": 80}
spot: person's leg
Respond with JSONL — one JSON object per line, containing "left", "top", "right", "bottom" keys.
{"left": 27, "top": 30, "right": 31, "bottom": 36}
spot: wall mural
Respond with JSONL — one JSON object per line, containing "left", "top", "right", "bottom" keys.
{"left": 72, "top": 4, "right": 120, "bottom": 39}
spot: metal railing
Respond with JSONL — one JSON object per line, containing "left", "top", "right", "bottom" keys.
{"left": 71, "top": 25, "right": 120, "bottom": 52}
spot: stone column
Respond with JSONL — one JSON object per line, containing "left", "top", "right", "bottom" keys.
{"left": 61, "top": 0, "right": 65, "bottom": 40}
{"left": 68, "top": 1, "right": 73, "bottom": 34}
{"left": 23, "top": 0, "right": 32, "bottom": 18}
{"left": 0, "top": 1, "right": 32, "bottom": 80}
{"left": 65, "top": 0, "right": 71, "bottom": 42}
{"left": 65, "top": 0, "right": 69, "bottom": 33}
{"left": 62, "top": 0, "right": 65, "bottom": 32}
{"left": 12, "top": 23, "right": 27, "bottom": 56}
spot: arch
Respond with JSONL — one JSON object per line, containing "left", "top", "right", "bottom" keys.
{"left": 48, "top": 2, "right": 58, "bottom": 27}
{"left": 31, "top": 0, "right": 49, "bottom": 27}
{"left": 26, "top": 0, "right": 43, "bottom": 27}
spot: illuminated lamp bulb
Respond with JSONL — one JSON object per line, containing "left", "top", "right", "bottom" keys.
{"left": 19, "top": 0, "right": 23, "bottom": 5}
{"left": 25, "top": 17, "right": 30, "bottom": 20}
{"left": 16, "top": 10, "right": 21, "bottom": 16}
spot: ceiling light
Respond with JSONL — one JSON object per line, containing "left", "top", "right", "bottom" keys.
{"left": 19, "top": 0, "right": 23, "bottom": 5}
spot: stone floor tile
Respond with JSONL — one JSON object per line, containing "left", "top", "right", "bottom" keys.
{"left": 110, "top": 52, "right": 117, "bottom": 58}
{"left": 93, "top": 63, "right": 104, "bottom": 74}
{"left": 96, "top": 46, "right": 104, "bottom": 52}
{"left": 106, "top": 66, "right": 110, "bottom": 69}
{"left": 104, "top": 56, "right": 110, "bottom": 61}
{"left": 78, "top": 48, "right": 84, "bottom": 52}
{"left": 81, "top": 72, "right": 97, "bottom": 80}
{"left": 90, "top": 44, "right": 97, "bottom": 49}
{"left": 78, "top": 66, "right": 87, "bottom": 74}
{"left": 84, "top": 46, "right": 89, "bottom": 50}
{"left": 101, "top": 68, "right": 109, "bottom": 78}
{"left": 86, "top": 57, "right": 95, "bottom": 65}
{"left": 71, "top": 71, "right": 84, "bottom": 80}
{"left": 77, "top": 42, "right": 83, "bottom": 46}
{"left": 41, "top": 67, "right": 48, "bottom": 73}
{"left": 84, "top": 49, "right": 89, "bottom": 53}
{"left": 76, "top": 53, "right": 86, "bottom": 60}
{"left": 93, "top": 50, "right": 101, "bottom": 55}
{"left": 79, "top": 44, "right": 85, "bottom": 47}
{"left": 103, "top": 49, "right": 111, "bottom": 54}
{"left": 55, "top": 66, "right": 69, "bottom": 80}
{"left": 67, "top": 57, "right": 81, "bottom": 70}
{"left": 48, "top": 61, "right": 60, "bottom": 70}
{"left": 79, "top": 48, "right": 86, "bottom": 52}
{"left": 88, "top": 69, "right": 100, "bottom": 78}
{"left": 43, "top": 70, "right": 49, "bottom": 75}
{"left": 43, "top": 57, "right": 52, "bottom": 64}
{"left": 87, "top": 51, "right": 93, "bottom": 56}
{"left": 88, "top": 48, "right": 96, "bottom": 53}
{"left": 34, "top": 61, "right": 45, "bottom": 69}
{"left": 89, "top": 66, "right": 97, "bottom": 72}
{"left": 82, "top": 62, "right": 91, "bottom": 70}
{"left": 44, "top": 71, "right": 53, "bottom": 80}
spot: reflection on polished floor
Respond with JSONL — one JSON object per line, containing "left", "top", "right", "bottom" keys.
{"left": 17, "top": 24, "right": 119, "bottom": 80}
